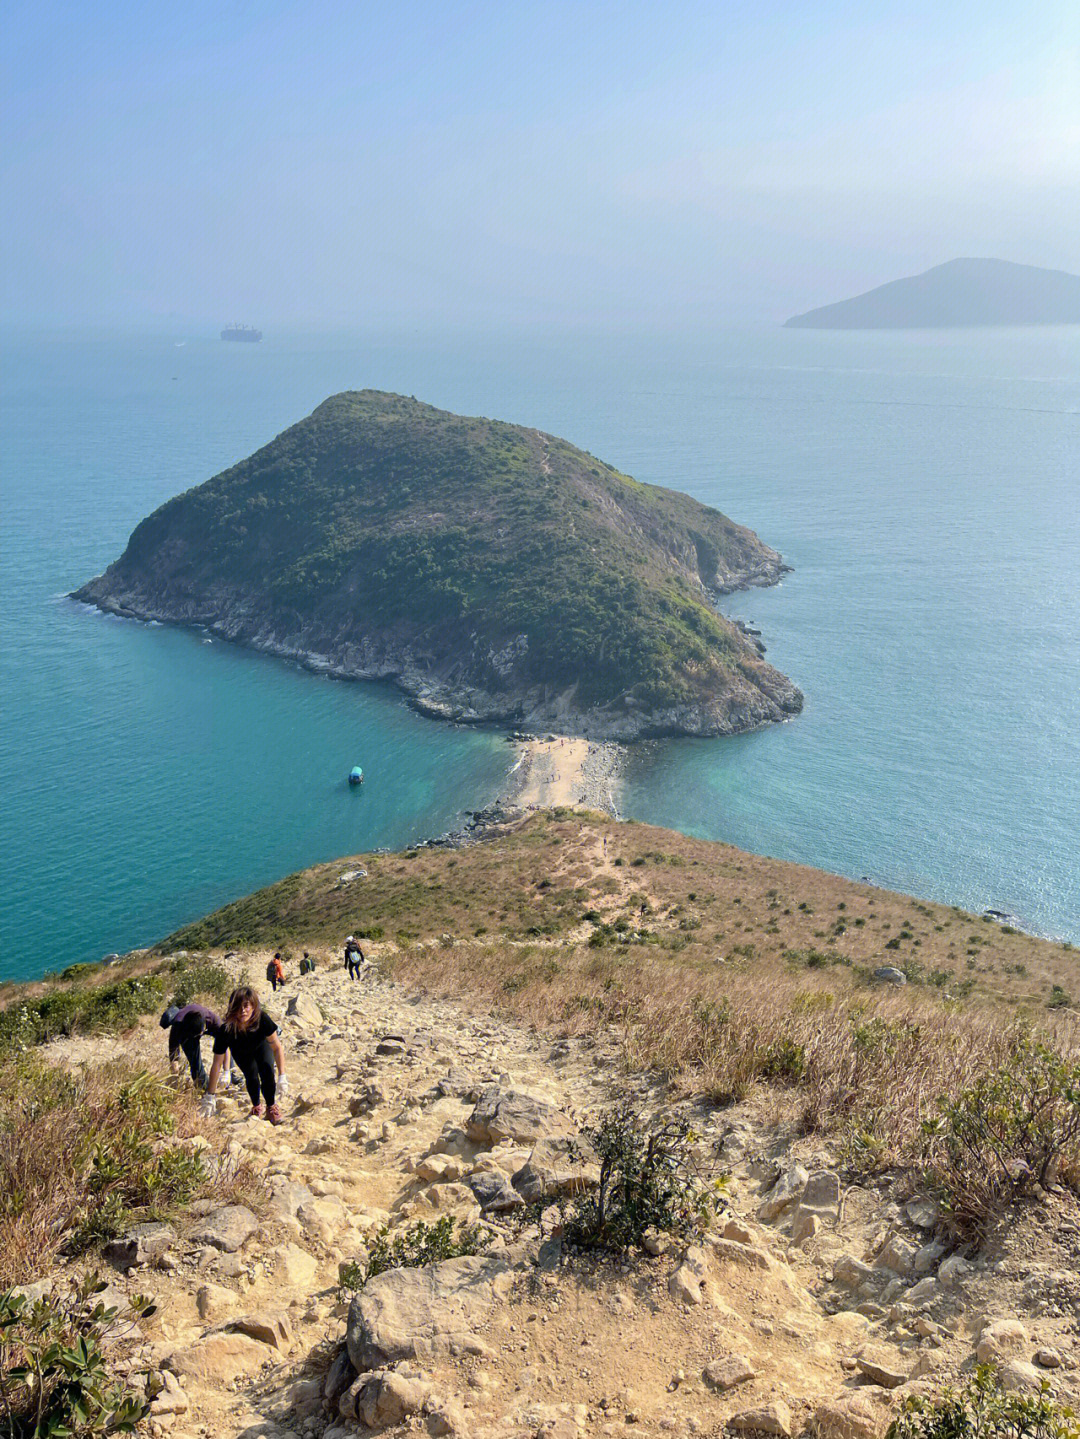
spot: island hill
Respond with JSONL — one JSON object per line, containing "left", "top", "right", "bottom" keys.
{"left": 785, "top": 257, "right": 1080, "bottom": 329}
{"left": 75, "top": 391, "right": 802, "bottom": 739}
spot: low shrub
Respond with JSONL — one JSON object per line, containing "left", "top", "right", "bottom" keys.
{"left": 339, "top": 1216, "right": 485, "bottom": 1294}
{"left": 0, "top": 1275, "right": 152, "bottom": 1437}
{"left": 919, "top": 1032, "right": 1080, "bottom": 1237}
{"left": 565, "top": 1103, "right": 724, "bottom": 1254}
{"left": 888, "top": 1364, "right": 1079, "bottom": 1439}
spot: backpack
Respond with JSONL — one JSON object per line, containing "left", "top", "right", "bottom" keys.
{"left": 266, "top": 961, "right": 276, "bottom": 981}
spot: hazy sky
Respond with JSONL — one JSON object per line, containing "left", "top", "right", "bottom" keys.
{"left": 3, "top": 0, "right": 1078, "bottom": 327}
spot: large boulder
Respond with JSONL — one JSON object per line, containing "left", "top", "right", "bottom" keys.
{"left": 344, "top": 1369, "right": 427, "bottom": 1426}
{"left": 466, "top": 1171, "right": 524, "bottom": 1213}
{"left": 512, "top": 1136, "right": 598, "bottom": 1203}
{"left": 813, "top": 1394, "right": 888, "bottom": 1439}
{"left": 346, "top": 1255, "right": 513, "bottom": 1371}
{"left": 285, "top": 989, "right": 324, "bottom": 1030}
{"left": 976, "top": 1319, "right": 1030, "bottom": 1363}
{"left": 730, "top": 1403, "right": 793, "bottom": 1437}
{"left": 465, "top": 1087, "right": 574, "bottom": 1147}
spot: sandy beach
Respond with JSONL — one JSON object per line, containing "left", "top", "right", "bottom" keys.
{"left": 506, "top": 736, "right": 625, "bottom": 814}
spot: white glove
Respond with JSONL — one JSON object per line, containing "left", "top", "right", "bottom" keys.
{"left": 277, "top": 1074, "right": 290, "bottom": 1094}
{"left": 198, "top": 1094, "right": 217, "bottom": 1118}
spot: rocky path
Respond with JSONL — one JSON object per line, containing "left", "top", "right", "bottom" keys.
{"left": 42, "top": 955, "right": 1080, "bottom": 1439}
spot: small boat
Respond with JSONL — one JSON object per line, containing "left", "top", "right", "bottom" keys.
{"left": 348, "top": 766, "right": 364, "bottom": 786}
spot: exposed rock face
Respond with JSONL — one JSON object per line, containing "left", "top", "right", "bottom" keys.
{"left": 346, "top": 1256, "right": 514, "bottom": 1370}
{"left": 103, "top": 1221, "right": 176, "bottom": 1269}
{"left": 465, "top": 1087, "right": 575, "bottom": 1147}
{"left": 73, "top": 391, "right": 802, "bottom": 740}
{"left": 189, "top": 1205, "right": 258, "bottom": 1252}
{"left": 511, "top": 1136, "right": 599, "bottom": 1202}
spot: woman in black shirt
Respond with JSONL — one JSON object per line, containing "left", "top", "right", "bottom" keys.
{"left": 202, "top": 986, "right": 287, "bottom": 1124}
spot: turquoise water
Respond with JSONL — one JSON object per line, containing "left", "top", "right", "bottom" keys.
{"left": 2, "top": 325, "right": 1078, "bottom": 979}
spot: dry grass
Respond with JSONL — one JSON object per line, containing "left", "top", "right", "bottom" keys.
{"left": 383, "top": 934, "right": 1080, "bottom": 1230}
{"left": 0, "top": 1055, "right": 256, "bottom": 1288}
{"left": 161, "top": 811, "right": 1080, "bottom": 1014}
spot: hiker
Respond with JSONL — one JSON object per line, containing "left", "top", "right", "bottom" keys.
{"left": 299, "top": 950, "right": 316, "bottom": 976}
{"left": 159, "top": 1001, "right": 227, "bottom": 1090}
{"left": 343, "top": 934, "right": 365, "bottom": 980}
{"left": 266, "top": 952, "right": 286, "bottom": 992}
{"left": 200, "top": 985, "right": 287, "bottom": 1124}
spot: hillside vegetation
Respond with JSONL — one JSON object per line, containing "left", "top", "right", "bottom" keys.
{"left": 75, "top": 392, "right": 801, "bottom": 737}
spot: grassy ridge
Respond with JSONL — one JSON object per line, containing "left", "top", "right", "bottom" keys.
{"left": 161, "top": 811, "right": 1077, "bottom": 1014}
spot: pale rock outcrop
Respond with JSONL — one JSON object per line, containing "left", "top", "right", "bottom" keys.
{"left": 189, "top": 1205, "right": 258, "bottom": 1252}
{"left": 465, "top": 1087, "right": 575, "bottom": 1146}
{"left": 165, "top": 1332, "right": 271, "bottom": 1383}
{"left": 346, "top": 1255, "right": 513, "bottom": 1370}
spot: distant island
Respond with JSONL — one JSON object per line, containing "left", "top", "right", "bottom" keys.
{"left": 74, "top": 392, "right": 802, "bottom": 739}
{"left": 784, "top": 258, "right": 1080, "bottom": 329}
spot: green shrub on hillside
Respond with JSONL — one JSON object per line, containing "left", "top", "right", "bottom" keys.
{"left": 888, "top": 1365, "right": 1079, "bottom": 1439}
{"left": 565, "top": 1103, "right": 724, "bottom": 1254}
{"left": 0, "top": 958, "right": 230, "bottom": 1060}
{"left": 0, "top": 1275, "right": 151, "bottom": 1436}
{"left": 919, "top": 1032, "right": 1080, "bottom": 1237}
{"left": 337, "top": 1215, "right": 485, "bottom": 1295}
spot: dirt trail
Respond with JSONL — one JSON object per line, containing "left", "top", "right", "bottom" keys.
{"left": 40, "top": 954, "right": 1080, "bottom": 1439}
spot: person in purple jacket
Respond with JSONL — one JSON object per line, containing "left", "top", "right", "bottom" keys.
{"left": 160, "top": 1001, "right": 227, "bottom": 1090}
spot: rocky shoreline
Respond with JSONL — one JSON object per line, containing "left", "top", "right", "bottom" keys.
{"left": 71, "top": 586, "right": 802, "bottom": 742}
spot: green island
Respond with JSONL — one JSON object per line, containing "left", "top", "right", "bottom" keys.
{"left": 75, "top": 391, "right": 802, "bottom": 737}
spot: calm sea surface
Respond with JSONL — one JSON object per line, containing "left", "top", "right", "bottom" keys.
{"left": 2, "top": 324, "right": 1078, "bottom": 980}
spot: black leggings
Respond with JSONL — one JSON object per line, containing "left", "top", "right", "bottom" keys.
{"left": 170, "top": 1020, "right": 208, "bottom": 1088}
{"left": 233, "top": 1039, "right": 276, "bottom": 1108}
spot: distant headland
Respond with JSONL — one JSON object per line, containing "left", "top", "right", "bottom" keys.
{"left": 784, "top": 258, "right": 1080, "bottom": 329}
{"left": 74, "top": 391, "right": 802, "bottom": 740}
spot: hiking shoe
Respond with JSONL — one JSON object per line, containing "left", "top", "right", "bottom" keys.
{"left": 250, "top": 1102, "right": 264, "bottom": 1118}
{"left": 266, "top": 1103, "right": 283, "bottom": 1125}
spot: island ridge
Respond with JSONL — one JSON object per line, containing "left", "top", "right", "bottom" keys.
{"left": 75, "top": 391, "right": 802, "bottom": 739}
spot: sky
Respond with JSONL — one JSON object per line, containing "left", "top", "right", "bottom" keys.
{"left": 2, "top": 0, "right": 1078, "bottom": 328}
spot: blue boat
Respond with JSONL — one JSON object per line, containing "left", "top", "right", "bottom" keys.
{"left": 348, "top": 766, "right": 364, "bottom": 786}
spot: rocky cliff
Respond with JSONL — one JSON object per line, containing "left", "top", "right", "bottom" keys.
{"left": 74, "top": 391, "right": 802, "bottom": 739}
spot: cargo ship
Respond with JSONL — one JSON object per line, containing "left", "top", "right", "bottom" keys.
{"left": 221, "top": 324, "right": 262, "bottom": 342}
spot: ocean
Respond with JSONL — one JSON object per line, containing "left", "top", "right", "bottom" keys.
{"left": 2, "top": 323, "right": 1078, "bottom": 980}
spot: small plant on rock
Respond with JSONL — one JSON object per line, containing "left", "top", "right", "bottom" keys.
{"left": 565, "top": 1102, "right": 724, "bottom": 1254}
{"left": 0, "top": 1275, "right": 151, "bottom": 1437}
{"left": 888, "top": 1365, "right": 1079, "bottom": 1439}
{"left": 339, "top": 1215, "right": 485, "bottom": 1294}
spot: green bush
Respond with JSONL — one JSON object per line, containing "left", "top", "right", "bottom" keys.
{"left": 0, "top": 1275, "right": 151, "bottom": 1437}
{"left": 339, "top": 1216, "right": 485, "bottom": 1294}
{"left": 919, "top": 1032, "right": 1080, "bottom": 1237}
{"left": 565, "top": 1103, "right": 724, "bottom": 1254}
{"left": 888, "top": 1365, "right": 1079, "bottom": 1439}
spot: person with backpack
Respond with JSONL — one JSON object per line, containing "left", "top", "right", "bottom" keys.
{"left": 343, "top": 935, "right": 365, "bottom": 980}
{"left": 298, "top": 951, "right": 316, "bottom": 976}
{"left": 200, "top": 985, "right": 287, "bottom": 1124}
{"left": 266, "top": 953, "right": 286, "bottom": 991}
